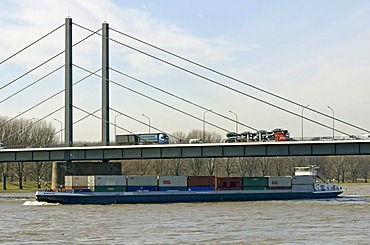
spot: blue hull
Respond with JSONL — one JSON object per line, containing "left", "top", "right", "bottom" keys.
{"left": 35, "top": 190, "right": 343, "bottom": 205}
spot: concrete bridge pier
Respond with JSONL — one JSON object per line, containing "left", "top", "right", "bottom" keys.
{"left": 51, "top": 161, "right": 123, "bottom": 190}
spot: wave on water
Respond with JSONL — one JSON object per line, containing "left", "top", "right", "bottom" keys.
{"left": 23, "top": 200, "right": 60, "bottom": 206}
{"left": 331, "top": 195, "right": 370, "bottom": 204}
{"left": 0, "top": 196, "right": 34, "bottom": 200}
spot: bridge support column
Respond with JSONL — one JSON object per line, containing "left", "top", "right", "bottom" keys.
{"left": 51, "top": 161, "right": 67, "bottom": 191}
{"left": 51, "top": 161, "right": 122, "bottom": 190}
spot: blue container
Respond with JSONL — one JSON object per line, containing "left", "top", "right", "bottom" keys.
{"left": 72, "top": 188, "right": 91, "bottom": 193}
{"left": 127, "top": 186, "right": 158, "bottom": 192}
{"left": 187, "top": 186, "right": 215, "bottom": 191}
{"left": 158, "top": 187, "right": 187, "bottom": 191}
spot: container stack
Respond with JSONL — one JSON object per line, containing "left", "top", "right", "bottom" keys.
{"left": 242, "top": 177, "right": 268, "bottom": 190}
{"left": 292, "top": 175, "right": 314, "bottom": 192}
{"left": 215, "top": 177, "right": 243, "bottom": 190}
{"left": 187, "top": 176, "right": 216, "bottom": 191}
{"left": 268, "top": 176, "right": 292, "bottom": 189}
{"left": 65, "top": 176, "right": 88, "bottom": 191}
{"left": 159, "top": 176, "right": 188, "bottom": 191}
{"left": 127, "top": 175, "right": 158, "bottom": 191}
{"left": 87, "top": 175, "right": 126, "bottom": 192}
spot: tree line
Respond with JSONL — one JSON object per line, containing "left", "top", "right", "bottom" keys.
{"left": 0, "top": 116, "right": 57, "bottom": 190}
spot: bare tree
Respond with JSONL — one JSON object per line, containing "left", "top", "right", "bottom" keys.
{"left": 258, "top": 157, "right": 270, "bottom": 176}
{"left": 331, "top": 156, "right": 347, "bottom": 183}
{"left": 205, "top": 158, "right": 217, "bottom": 176}
{"left": 222, "top": 158, "right": 235, "bottom": 176}
{"left": 167, "top": 158, "right": 183, "bottom": 176}
{"left": 271, "top": 157, "right": 286, "bottom": 176}
{"left": 28, "top": 162, "right": 51, "bottom": 188}
{"left": 129, "top": 159, "right": 154, "bottom": 175}
{"left": 170, "top": 131, "right": 187, "bottom": 144}
{"left": 0, "top": 162, "right": 12, "bottom": 190}
{"left": 153, "top": 159, "right": 166, "bottom": 175}
{"left": 360, "top": 156, "right": 370, "bottom": 183}
{"left": 347, "top": 156, "right": 361, "bottom": 183}
{"left": 188, "top": 158, "right": 204, "bottom": 176}
{"left": 15, "top": 162, "right": 25, "bottom": 189}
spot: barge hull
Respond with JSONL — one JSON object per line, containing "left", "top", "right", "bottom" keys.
{"left": 36, "top": 190, "right": 342, "bottom": 205}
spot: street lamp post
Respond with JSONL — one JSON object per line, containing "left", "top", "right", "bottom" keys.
{"left": 53, "top": 118, "right": 63, "bottom": 143}
{"left": 229, "top": 110, "right": 238, "bottom": 133}
{"left": 301, "top": 105, "right": 309, "bottom": 141}
{"left": 114, "top": 113, "right": 124, "bottom": 138}
{"left": 327, "top": 105, "right": 335, "bottom": 139}
{"left": 203, "top": 109, "right": 212, "bottom": 142}
{"left": 142, "top": 114, "right": 150, "bottom": 134}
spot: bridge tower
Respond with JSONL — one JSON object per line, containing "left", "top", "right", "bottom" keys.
{"left": 65, "top": 17, "right": 73, "bottom": 146}
{"left": 102, "top": 22, "right": 110, "bottom": 146}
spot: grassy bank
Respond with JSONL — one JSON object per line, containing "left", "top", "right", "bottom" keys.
{"left": 0, "top": 181, "right": 46, "bottom": 193}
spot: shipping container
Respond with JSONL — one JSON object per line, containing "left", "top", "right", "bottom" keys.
{"left": 88, "top": 175, "right": 126, "bottom": 187}
{"left": 159, "top": 176, "right": 187, "bottom": 187}
{"left": 127, "top": 175, "right": 158, "bottom": 186}
{"left": 91, "top": 186, "right": 126, "bottom": 192}
{"left": 65, "top": 176, "right": 88, "bottom": 187}
{"left": 69, "top": 188, "right": 91, "bottom": 193}
{"left": 65, "top": 186, "right": 88, "bottom": 190}
{"left": 187, "top": 186, "right": 215, "bottom": 191}
{"left": 292, "top": 184, "right": 314, "bottom": 192}
{"left": 158, "top": 187, "right": 187, "bottom": 191}
{"left": 292, "top": 176, "right": 315, "bottom": 185}
{"left": 216, "top": 177, "right": 243, "bottom": 190}
{"left": 268, "top": 176, "right": 292, "bottom": 188}
{"left": 242, "top": 177, "right": 268, "bottom": 187}
{"left": 127, "top": 186, "right": 158, "bottom": 192}
{"left": 187, "top": 176, "right": 216, "bottom": 187}
{"left": 242, "top": 186, "right": 267, "bottom": 190}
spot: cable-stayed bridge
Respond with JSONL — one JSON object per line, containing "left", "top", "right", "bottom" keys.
{"left": 1, "top": 18, "right": 370, "bottom": 162}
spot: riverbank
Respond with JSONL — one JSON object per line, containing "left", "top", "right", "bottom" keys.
{"left": 0, "top": 181, "right": 45, "bottom": 193}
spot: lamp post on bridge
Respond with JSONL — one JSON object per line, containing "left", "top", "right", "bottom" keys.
{"left": 301, "top": 105, "right": 309, "bottom": 141}
{"left": 229, "top": 110, "right": 238, "bottom": 133}
{"left": 53, "top": 118, "right": 63, "bottom": 144}
{"left": 114, "top": 113, "right": 124, "bottom": 139}
{"left": 203, "top": 109, "right": 212, "bottom": 142}
{"left": 142, "top": 114, "right": 151, "bottom": 134}
{"left": 327, "top": 105, "right": 335, "bottom": 140}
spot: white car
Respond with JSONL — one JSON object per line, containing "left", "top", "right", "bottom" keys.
{"left": 0, "top": 143, "right": 6, "bottom": 149}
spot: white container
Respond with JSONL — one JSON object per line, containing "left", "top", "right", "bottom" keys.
{"left": 292, "top": 176, "right": 314, "bottom": 185}
{"left": 292, "top": 184, "right": 314, "bottom": 192}
{"left": 127, "top": 175, "right": 158, "bottom": 186}
{"left": 88, "top": 175, "right": 126, "bottom": 187}
{"left": 268, "top": 176, "right": 292, "bottom": 188}
{"left": 65, "top": 176, "right": 88, "bottom": 187}
{"left": 158, "top": 176, "right": 188, "bottom": 187}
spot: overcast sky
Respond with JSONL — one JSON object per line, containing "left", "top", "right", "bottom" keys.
{"left": 1, "top": 0, "right": 370, "bottom": 142}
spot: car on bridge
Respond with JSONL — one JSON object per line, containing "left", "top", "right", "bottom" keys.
{"left": 0, "top": 143, "right": 6, "bottom": 149}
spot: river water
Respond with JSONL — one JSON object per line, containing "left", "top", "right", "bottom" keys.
{"left": 0, "top": 185, "right": 369, "bottom": 244}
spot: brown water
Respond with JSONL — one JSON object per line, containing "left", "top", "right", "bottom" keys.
{"left": 0, "top": 185, "right": 369, "bottom": 244}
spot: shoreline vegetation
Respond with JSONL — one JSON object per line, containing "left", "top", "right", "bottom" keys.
{"left": 0, "top": 181, "right": 369, "bottom": 193}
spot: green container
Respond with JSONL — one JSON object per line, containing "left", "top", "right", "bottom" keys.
{"left": 243, "top": 186, "right": 267, "bottom": 190}
{"left": 242, "top": 177, "right": 268, "bottom": 187}
{"left": 92, "top": 186, "right": 127, "bottom": 192}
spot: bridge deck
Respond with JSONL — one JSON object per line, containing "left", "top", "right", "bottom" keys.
{"left": 1, "top": 140, "right": 370, "bottom": 162}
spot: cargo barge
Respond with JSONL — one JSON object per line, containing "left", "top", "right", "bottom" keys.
{"left": 35, "top": 166, "right": 342, "bottom": 205}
